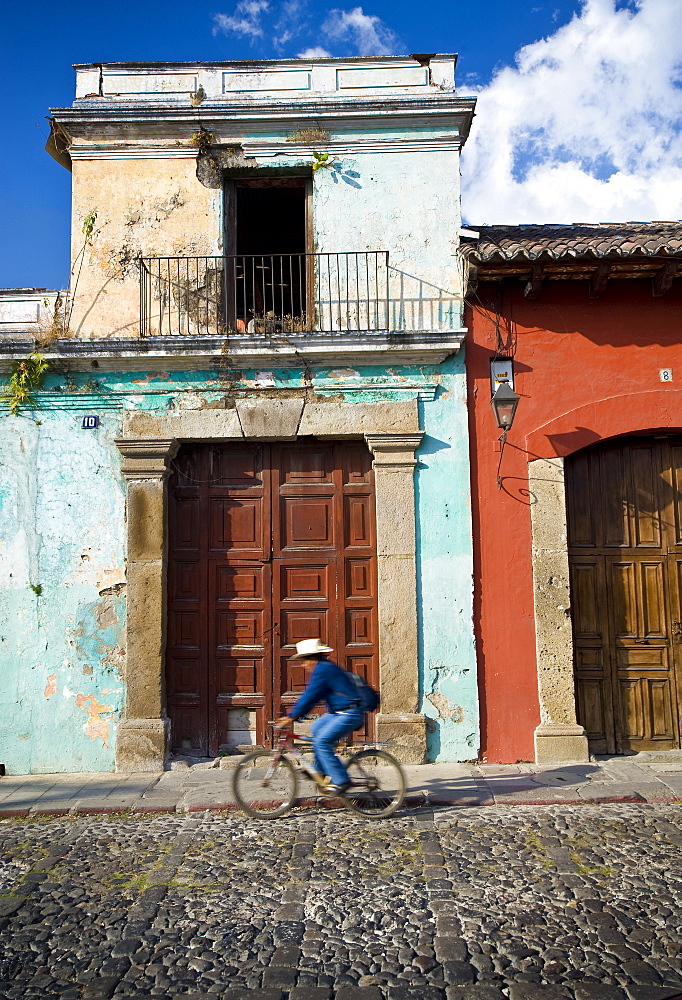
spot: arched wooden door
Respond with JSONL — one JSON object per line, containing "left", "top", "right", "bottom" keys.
{"left": 567, "top": 435, "right": 682, "bottom": 754}
{"left": 165, "top": 438, "right": 378, "bottom": 755}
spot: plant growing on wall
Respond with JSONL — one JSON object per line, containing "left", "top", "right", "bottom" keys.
{"left": 36, "top": 292, "right": 68, "bottom": 348}
{"left": 1, "top": 353, "right": 49, "bottom": 415}
{"left": 63, "top": 209, "right": 99, "bottom": 334}
{"left": 190, "top": 127, "right": 216, "bottom": 153}
{"left": 312, "top": 150, "right": 334, "bottom": 171}
{"left": 287, "top": 128, "right": 331, "bottom": 144}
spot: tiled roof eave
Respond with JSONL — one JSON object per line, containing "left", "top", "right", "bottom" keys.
{"left": 464, "top": 246, "right": 682, "bottom": 266}
{"left": 460, "top": 222, "right": 682, "bottom": 265}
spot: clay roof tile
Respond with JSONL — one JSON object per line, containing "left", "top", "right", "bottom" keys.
{"left": 461, "top": 222, "right": 682, "bottom": 263}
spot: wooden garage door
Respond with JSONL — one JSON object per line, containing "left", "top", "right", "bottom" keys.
{"left": 166, "top": 439, "right": 378, "bottom": 755}
{"left": 567, "top": 436, "right": 682, "bottom": 754}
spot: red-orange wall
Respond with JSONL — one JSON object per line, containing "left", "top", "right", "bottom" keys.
{"left": 466, "top": 278, "right": 682, "bottom": 762}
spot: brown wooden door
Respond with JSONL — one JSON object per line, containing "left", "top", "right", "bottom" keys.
{"left": 166, "top": 439, "right": 378, "bottom": 755}
{"left": 567, "top": 436, "right": 682, "bottom": 753}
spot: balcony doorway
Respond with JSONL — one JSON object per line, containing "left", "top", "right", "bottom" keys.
{"left": 224, "top": 177, "right": 312, "bottom": 333}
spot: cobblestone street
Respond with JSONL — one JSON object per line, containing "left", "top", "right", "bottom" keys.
{"left": 0, "top": 803, "right": 681, "bottom": 1000}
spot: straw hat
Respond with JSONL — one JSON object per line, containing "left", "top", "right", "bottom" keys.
{"left": 290, "top": 638, "right": 334, "bottom": 659}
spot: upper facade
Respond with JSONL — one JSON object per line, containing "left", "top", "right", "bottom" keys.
{"left": 40, "top": 55, "right": 475, "bottom": 370}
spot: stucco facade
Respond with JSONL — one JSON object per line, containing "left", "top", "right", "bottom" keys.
{"left": 464, "top": 224, "right": 682, "bottom": 764}
{"left": 0, "top": 56, "right": 478, "bottom": 772}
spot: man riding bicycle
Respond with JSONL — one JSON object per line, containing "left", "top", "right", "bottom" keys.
{"left": 275, "top": 638, "right": 364, "bottom": 794}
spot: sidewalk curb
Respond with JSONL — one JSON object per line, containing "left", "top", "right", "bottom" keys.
{"left": 1, "top": 793, "right": 679, "bottom": 819}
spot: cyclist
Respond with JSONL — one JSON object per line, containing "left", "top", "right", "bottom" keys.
{"left": 274, "top": 638, "right": 364, "bottom": 794}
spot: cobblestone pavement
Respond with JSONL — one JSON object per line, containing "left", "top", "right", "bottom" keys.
{"left": 0, "top": 803, "right": 681, "bottom": 1000}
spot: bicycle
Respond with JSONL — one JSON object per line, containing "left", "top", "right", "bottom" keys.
{"left": 231, "top": 723, "right": 406, "bottom": 820}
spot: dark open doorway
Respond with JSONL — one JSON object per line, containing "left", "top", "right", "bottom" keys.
{"left": 225, "top": 177, "right": 311, "bottom": 332}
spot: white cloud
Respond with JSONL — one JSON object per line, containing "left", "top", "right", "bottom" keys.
{"left": 273, "top": 0, "right": 307, "bottom": 51}
{"left": 212, "top": 1, "right": 399, "bottom": 56}
{"left": 297, "top": 46, "right": 333, "bottom": 58}
{"left": 213, "top": 0, "right": 271, "bottom": 39}
{"left": 461, "top": 0, "right": 682, "bottom": 224}
{"left": 321, "top": 6, "right": 399, "bottom": 56}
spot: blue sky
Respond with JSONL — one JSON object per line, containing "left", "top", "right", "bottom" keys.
{"left": 2, "top": 0, "right": 680, "bottom": 290}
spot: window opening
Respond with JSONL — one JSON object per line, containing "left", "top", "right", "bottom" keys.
{"left": 227, "top": 178, "right": 310, "bottom": 333}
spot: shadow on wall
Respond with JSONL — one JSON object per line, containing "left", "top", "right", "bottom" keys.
{"left": 417, "top": 434, "right": 452, "bottom": 463}
{"left": 474, "top": 281, "right": 682, "bottom": 347}
{"left": 388, "top": 268, "right": 461, "bottom": 332}
{"left": 544, "top": 426, "right": 602, "bottom": 455}
{"left": 425, "top": 717, "right": 441, "bottom": 763}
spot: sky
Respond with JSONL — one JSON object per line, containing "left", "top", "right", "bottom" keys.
{"left": 1, "top": 0, "right": 681, "bottom": 290}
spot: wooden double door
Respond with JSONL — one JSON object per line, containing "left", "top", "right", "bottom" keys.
{"left": 567, "top": 436, "right": 682, "bottom": 753}
{"left": 166, "top": 439, "right": 378, "bottom": 755}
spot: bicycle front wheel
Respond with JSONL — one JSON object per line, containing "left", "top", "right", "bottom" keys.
{"left": 232, "top": 752, "right": 297, "bottom": 818}
{"left": 344, "top": 749, "right": 406, "bottom": 818}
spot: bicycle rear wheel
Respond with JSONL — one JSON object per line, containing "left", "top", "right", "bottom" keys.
{"left": 232, "top": 751, "right": 297, "bottom": 818}
{"left": 344, "top": 749, "right": 406, "bottom": 818}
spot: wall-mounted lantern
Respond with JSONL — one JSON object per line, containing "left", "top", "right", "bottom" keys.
{"left": 490, "top": 381, "right": 520, "bottom": 431}
{"left": 490, "top": 359, "right": 519, "bottom": 488}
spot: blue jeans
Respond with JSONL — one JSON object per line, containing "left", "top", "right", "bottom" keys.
{"left": 310, "top": 709, "right": 364, "bottom": 785}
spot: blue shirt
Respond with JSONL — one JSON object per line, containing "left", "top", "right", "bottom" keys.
{"left": 288, "top": 658, "right": 360, "bottom": 720}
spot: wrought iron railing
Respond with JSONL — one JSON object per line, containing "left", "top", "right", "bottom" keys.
{"left": 138, "top": 252, "right": 390, "bottom": 337}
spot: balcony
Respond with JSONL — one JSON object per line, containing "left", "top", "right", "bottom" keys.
{"left": 139, "top": 253, "right": 462, "bottom": 339}
{"left": 139, "top": 252, "right": 391, "bottom": 338}
{"left": 0, "top": 256, "right": 464, "bottom": 374}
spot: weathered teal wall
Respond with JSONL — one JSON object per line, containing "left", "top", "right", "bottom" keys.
{"left": 416, "top": 356, "right": 478, "bottom": 761}
{"left": 0, "top": 412, "right": 125, "bottom": 773}
{"left": 0, "top": 355, "right": 477, "bottom": 771}
{"left": 313, "top": 148, "right": 462, "bottom": 318}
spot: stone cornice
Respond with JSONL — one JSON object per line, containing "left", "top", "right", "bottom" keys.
{"left": 68, "top": 134, "right": 465, "bottom": 161}
{"left": 0, "top": 332, "right": 465, "bottom": 373}
{"left": 51, "top": 95, "right": 476, "bottom": 145}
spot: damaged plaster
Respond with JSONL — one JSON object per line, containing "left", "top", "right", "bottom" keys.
{"left": 0, "top": 413, "right": 126, "bottom": 772}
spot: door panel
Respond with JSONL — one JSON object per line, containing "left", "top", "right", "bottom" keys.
{"left": 167, "top": 440, "right": 378, "bottom": 754}
{"left": 567, "top": 437, "right": 682, "bottom": 753}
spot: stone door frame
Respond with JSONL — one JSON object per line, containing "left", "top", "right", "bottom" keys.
{"left": 114, "top": 397, "right": 425, "bottom": 770}
{"left": 529, "top": 457, "right": 589, "bottom": 763}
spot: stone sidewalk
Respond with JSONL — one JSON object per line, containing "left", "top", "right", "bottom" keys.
{"left": 0, "top": 751, "right": 681, "bottom": 817}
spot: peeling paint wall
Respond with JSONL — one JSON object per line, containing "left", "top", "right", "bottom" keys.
{"left": 69, "top": 158, "right": 222, "bottom": 338}
{"left": 68, "top": 138, "right": 463, "bottom": 338}
{"left": 0, "top": 414, "right": 126, "bottom": 772}
{"left": 0, "top": 356, "right": 476, "bottom": 770}
{"left": 416, "top": 358, "right": 478, "bottom": 761}
{"left": 313, "top": 149, "right": 462, "bottom": 330}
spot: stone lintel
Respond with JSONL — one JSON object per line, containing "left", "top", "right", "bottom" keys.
{"left": 236, "top": 398, "right": 304, "bottom": 439}
{"left": 534, "top": 723, "right": 589, "bottom": 764}
{"left": 122, "top": 409, "right": 243, "bottom": 441}
{"left": 301, "top": 400, "right": 419, "bottom": 438}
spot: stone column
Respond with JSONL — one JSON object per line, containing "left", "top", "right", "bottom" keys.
{"left": 365, "top": 433, "right": 426, "bottom": 763}
{"left": 114, "top": 438, "right": 179, "bottom": 771}
{"left": 529, "top": 457, "right": 589, "bottom": 763}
